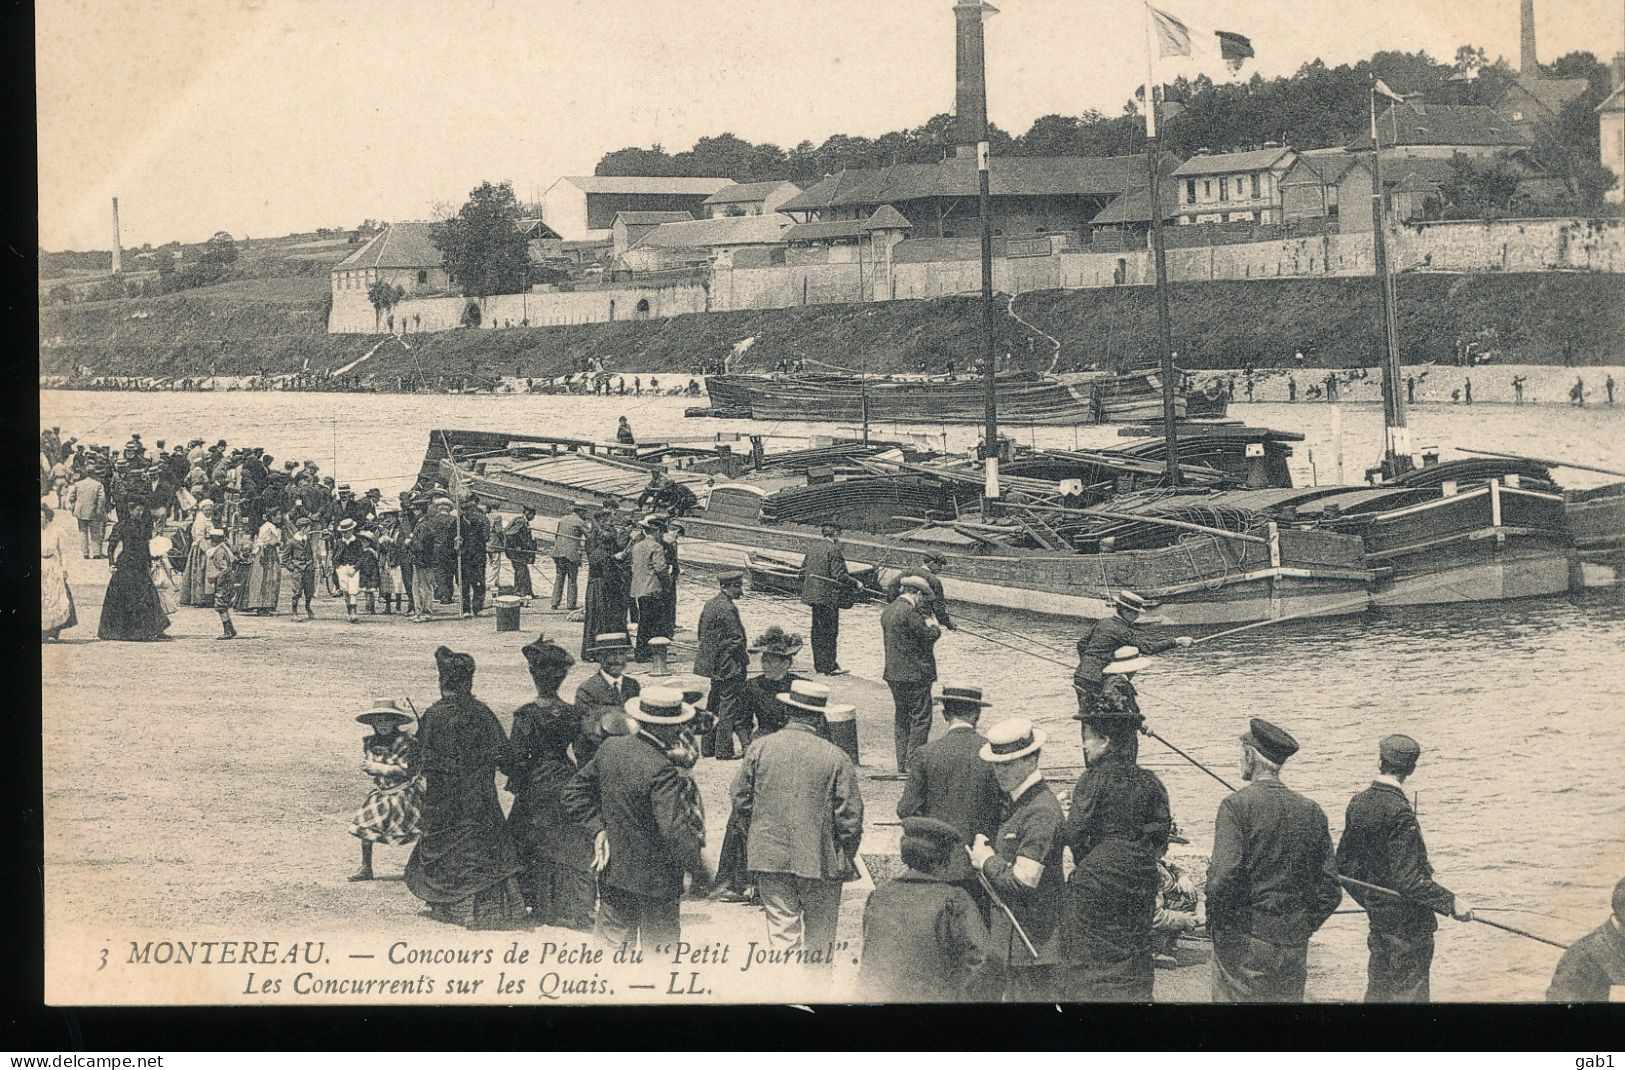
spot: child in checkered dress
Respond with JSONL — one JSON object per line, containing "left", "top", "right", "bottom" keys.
{"left": 348, "top": 699, "right": 423, "bottom": 881}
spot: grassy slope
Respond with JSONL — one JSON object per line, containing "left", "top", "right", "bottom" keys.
{"left": 39, "top": 271, "right": 1625, "bottom": 381}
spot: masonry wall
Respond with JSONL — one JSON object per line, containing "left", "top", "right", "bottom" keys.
{"left": 328, "top": 282, "right": 709, "bottom": 334}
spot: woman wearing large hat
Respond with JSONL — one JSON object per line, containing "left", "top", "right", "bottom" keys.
{"left": 403, "top": 647, "right": 527, "bottom": 929}
{"left": 1058, "top": 676, "right": 1172, "bottom": 1001}
{"left": 740, "top": 626, "right": 806, "bottom": 737}
{"left": 501, "top": 636, "right": 596, "bottom": 930}
{"left": 347, "top": 698, "right": 422, "bottom": 882}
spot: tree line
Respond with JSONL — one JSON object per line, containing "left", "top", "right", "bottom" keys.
{"left": 594, "top": 47, "right": 1617, "bottom": 206}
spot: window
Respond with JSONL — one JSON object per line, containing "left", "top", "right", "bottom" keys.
{"left": 1219, "top": 177, "right": 1229, "bottom": 201}
{"left": 417, "top": 270, "right": 428, "bottom": 284}
{"left": 1204, "top": 180, "right": 1212, "bottom": 199}
{"left": 1251, "top": 174, "right": 1262, "bottom": 199}
{"left": 1186, "top": 179, "right": 1197, "bottom": 204}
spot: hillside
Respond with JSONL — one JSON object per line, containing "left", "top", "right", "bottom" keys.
{"left": 39, "top": 271, "right": 1625, "bottom": 383}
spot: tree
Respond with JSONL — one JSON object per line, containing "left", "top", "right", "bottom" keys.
{"left": 368, "top": 281, "right": 405, "bottom": 331}
{"left": 1453, "top": 45, "right": 1488, "bottom": 74}
{"left": 201, "top": 231, "right": 238, "bottom": 270}
{"left": 430, "top": 181, "right": 532, "bottom": 298}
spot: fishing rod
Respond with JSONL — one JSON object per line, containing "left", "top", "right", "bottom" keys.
{"left": 1336, "top": 873, "right": 1570, "bottom": 950}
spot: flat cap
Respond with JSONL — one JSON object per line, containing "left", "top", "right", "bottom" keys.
{"left": 1379, "top": 734, "right": 1421, "bottom": 768}
{"left": 1240, "top": 717, "right": 1299, "bottom": 766}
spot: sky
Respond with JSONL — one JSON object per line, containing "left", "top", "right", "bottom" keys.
{"left": 35, "top": 0, "right": 1625, "bottom": 250}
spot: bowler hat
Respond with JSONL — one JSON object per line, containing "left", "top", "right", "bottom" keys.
{"left": 1241, "top": 717, "right": 1299, "bottom": 765}
{"left": 980, "top": 718, "right": 1046, "bottom": 763}
{"left": 1380, "top": 734, "right": 1421, "bottom": 768}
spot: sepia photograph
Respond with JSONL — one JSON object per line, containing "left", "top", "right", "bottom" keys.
{"left": 32, "top": 0, "right": 1625, "bottom": 1017}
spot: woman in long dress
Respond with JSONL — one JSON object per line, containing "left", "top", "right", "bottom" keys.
{"left": 1058, "top": 664, "right": 1170, "bottom": 1001}
{"left": 97, "top": 500, "right": 171, "bottom": 641}
{"left": 403, "top": 646, "right": 527, "bottom": 929}
{"left": 41, "top": 504, "right": 77, "bottom": 640}
{"left": 501, "top": 636, "right": 596, "bottom": 930}
{"left": 580, "top": 514, "right": 628, "bottom": 662}
{"left": 178, "top": 500, "right": 216, "bottom": 606}
{"left": 244, "top": 510, "right": 283, "bottom": 615}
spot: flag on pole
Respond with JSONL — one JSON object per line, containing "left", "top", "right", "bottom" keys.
{"left": 1148, "top": 5, "right": 1255, "bottom": 71}
{"left": 1373, "top": 78, "right": 1407, "bottom": 104}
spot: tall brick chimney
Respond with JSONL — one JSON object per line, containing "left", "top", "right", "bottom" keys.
{"left": 1519, "top": 0, "right": 1538, "bottom": 74}
{"left": 952, "top": 0, "right": 997, "bottom": 158}
{"left": 111, "top": 197, "right": 122, "bottom": 274}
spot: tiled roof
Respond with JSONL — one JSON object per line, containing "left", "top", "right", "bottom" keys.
{"left": 552, "top": 176, "right": 734, "bottom": 195}
{"left": 783, "top": 220, "right": 866, "bottom": 242}
{"left": 1171, "top": 147, "right": 1295, "bottom": 177}
{"left": 1088, "top": 183, "right": 1179, "bottom": 225}
{"left": 860, "top": 204, "right": 914, "bottom": 230}
{"left": 613, "top": 210, "right": 694, "bottom": 226}
{"left": 1278, "top": 149, "right": 1368, "bottom": 187}
{"left": 780, "top": 156, "right": 1156, "bottom": 210}
{"left": 1346, "top": 103, "right": 1532, "bottom": 150}
{"left": 333, "top": 221, "right": 442, "bottom": 271}
{"left": 628, "top": 214, "right": 793, "bottom": 251}
{"left": 702, "top": 180, "right": 801, "bottom": 205}
{"left": 1597, "top": 86, "right": 1624, "bottom": 114}
{"left": 1492, "top": 71, "right": 1590, "bottom": 119}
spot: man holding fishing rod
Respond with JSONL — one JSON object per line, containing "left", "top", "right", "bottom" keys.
{"left": 1074, "top": 591, "right": 1193, "bottom": 716}
{"left": 1336, "top": 734, "right": 1474, "bottom": 1003}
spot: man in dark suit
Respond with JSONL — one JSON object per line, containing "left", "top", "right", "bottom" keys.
{"left": 694, "top": 569, "right": 750, "bottom": 759}
{"left": 881, "top": 575, "right": 942, "bottom": 771}
{"left": 884, "top": 551, "right": 956, "bottom": 630}
{"left": 1337, "top": 734, "right": 1473, "bottom": 1003}
{"left": 571, "top": 632, "right": 641, "bottom": 766}
{"left": 799, "top": 524, "right": 857, "bottom": 676}
{"left": 562, "top": 688, "right": 712, "bottom": 950}
{"left": 896, "top": 685, "right": 1001, "bottom": 846}
{"left": 1207, "top": 718, "right": 1342, "bottom": 1002}
{"left": 1073, "top": 590, "right": 1192, "bottom": 716}
{"left": 730, "top": 680, "right": 864, "bottom": 979}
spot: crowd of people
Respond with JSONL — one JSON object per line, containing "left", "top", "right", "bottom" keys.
{"left": 40, "top": 424, "right": 1621, "bottom": 1004}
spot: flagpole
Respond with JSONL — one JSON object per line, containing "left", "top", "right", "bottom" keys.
{"left": 1143, "top": 2, "right": 1182, "bottom": 487}
{"left": 1366, "top": 78, "right": 1410, "bottom": 477}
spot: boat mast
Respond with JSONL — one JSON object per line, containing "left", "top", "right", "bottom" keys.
{"left": 1142, "top": 4, "right": 1182, "bottom": 486}
{"left": 1367, "top": 78, "right": 1412, "bottom": 477}
{"left": 955, "top": 0, "right": 1003, "bottom": 512}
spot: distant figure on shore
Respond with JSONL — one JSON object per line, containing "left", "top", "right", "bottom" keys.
{"left": 1463, "top": 378, "right": 1473, "bottom": 405}
{"left": 1287, "top": 376, "right": 1296, "bottom": 402}
{"left": 1324, "top": 373, "right": 1338, "bottom": 402}
{"left": 1571, "top": 377, "right": 1586, "bottom": 406}
{"left": 1608, "top": 375, "right": 1616, "bottom": 406}
{"left": 616, "top": 416, "right": 635, "bottom": 446}
{"left": 1406, "top": 375, "right": 1416, "bottom": 405}
{"left": 1244, "top": 375, "right": 1254, "bottom": 402}
{"left": 1512, "top": 376, "right": 1527, "bottom": 405}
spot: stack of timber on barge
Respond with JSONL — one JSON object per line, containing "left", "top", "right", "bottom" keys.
{"left": 699, "top": 369, "right": 1226, "bottom": 426}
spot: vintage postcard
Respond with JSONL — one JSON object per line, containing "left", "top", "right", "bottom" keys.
{"left": 36, "top": 0, "right": 1625, "bottom": 1008}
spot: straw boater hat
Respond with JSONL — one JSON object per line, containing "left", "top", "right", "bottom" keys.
{"left": 935, "top": 685, "right": 992, "bottom": 711}
{"left": 1104, "top": 645, "right": 1153, "bottom": 675}
{"left": 624, "top": 687, "right": 696, "bottom": 726}
{"left": 980, "top": 718, "right": 1047, "bottom": 763}
{"left": 1115, "top": 590, "right": 1152, "bottom": 612}
{"left": 899, "top": 575, "right": 933, "bottom": 594}
{"left": 777, "top": 680, "right": 855, "bottom": 718}
{"left": 355, "top": 697, "right": 414, "bottom": 728}
{"left": 337, "top": 517, "right": 357, "bottom": 533}
{"left": 590, "top": 631, "right": 632, "bottom": 655}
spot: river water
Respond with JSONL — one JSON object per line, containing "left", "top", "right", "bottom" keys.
{"left": 38, "top": 388, "right": 1625, "bottom": 1000}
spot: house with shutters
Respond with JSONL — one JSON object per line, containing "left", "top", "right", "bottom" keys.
{"left": 1170, "top": 147, "right": 1298, "bottom": 226}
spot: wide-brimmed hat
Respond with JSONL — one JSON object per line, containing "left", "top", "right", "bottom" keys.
{"left": 1240, "top": 717, "right": 1299, "bottom": 766}
{"left": 899, "top": 574, "right": 933, "bottom": 595}
{"left": 337, "top": 517, "right": 357, "bottom": 532}
{"left": 749, "top": 626, "right": 804, "bottom": 657}
{"left": 1104, "top": 645, "right": 1153, "bottom": 675}
{"left": 355, "top": 697, "right": 413, "bottom": 727}
{"left": 777, "top": 680, "right": 855, "bottom": 717}
{"left": 661, "top": 674, "right": 710, "bottom": 706}
{"left": 1114, "top": 590, "right": 1153, "bottom": 612}
{"left": 590, "top": 632, "right": 632, "bottom": 655}
{"left": 980, "top": 718, "right": 1046, "bottom": 763}
{"left": 625, "top": 687, "right": 696, "bottom": 726}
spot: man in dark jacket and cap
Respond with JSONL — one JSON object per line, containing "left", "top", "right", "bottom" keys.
{"left": 1207, "top": 718, "right": 1342, "bottom": 1002}
{"left": 1073, "top": 591, "right": 1192, "bottom": 716}
{"left": 694, "top": 569, "right": 750, "bottom": 759}
{"left": 858, "top": 817, "right": 993, "bottom": 1001}
{"left": 799, "top": 523, "right": 858, "bottom": 676}
{"left": 1337, "top": 734, "right": 1474, "bottom": 1002}
{"left": 1546, "top": 877, "right": 1625, "bottom": 1002}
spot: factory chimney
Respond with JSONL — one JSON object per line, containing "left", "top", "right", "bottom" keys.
{"left": 952, "top": 0, "right": 997, "bottom": 158}
{"left": 1519, "top": 0, "right": 1538, "bottom": 74}
{"left": 111, "top": 197, "right": 123, "bottom": 274}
